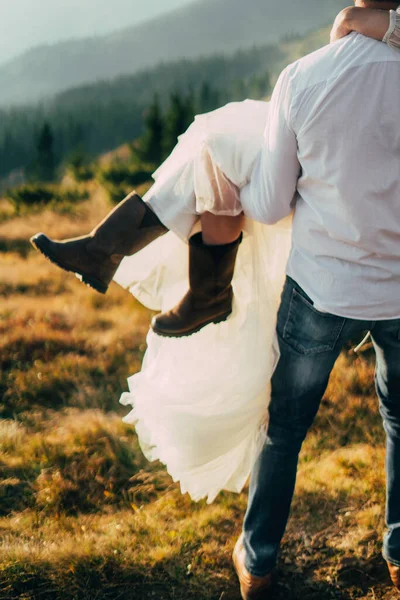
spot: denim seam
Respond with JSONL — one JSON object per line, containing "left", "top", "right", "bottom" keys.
{"left": 244, "top": 559, "right": 274, "bottom": 579}
{"left": 383, "top": 550, "right": 400, "bottom": 568}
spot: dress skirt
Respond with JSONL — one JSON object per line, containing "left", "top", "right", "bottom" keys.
{"left": 114, "top": 100, "right": 293, "bottom": 503}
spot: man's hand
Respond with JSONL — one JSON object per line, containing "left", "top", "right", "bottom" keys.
{"left": 331, "top": 6, "right": 391, "bottom": 43}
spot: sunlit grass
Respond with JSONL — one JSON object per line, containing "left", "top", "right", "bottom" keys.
{"left": 0, "top": 184, "right": 396, "bottom": 599}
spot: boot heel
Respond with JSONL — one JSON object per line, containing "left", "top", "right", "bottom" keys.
{"left": 211, "top": 311, "right": 232, "bottom": 325}
{"left": 79, "top": 274, "right": 108, "bottom": 294}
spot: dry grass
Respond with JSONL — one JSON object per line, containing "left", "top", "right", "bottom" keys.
{"left": 0, "top": 183, "right": 397, "bottom": 599}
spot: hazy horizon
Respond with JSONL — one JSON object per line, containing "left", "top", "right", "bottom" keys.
{"left": 0, "top": 0, "right": 197, "bottom": 66}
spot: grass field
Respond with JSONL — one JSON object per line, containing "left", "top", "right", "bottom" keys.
{"left": 0, "top": 184, "right": 398, "bottom": 600}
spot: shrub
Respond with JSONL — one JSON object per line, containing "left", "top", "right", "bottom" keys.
{"left": 57, "top": 188, "right": 89, "bottom": 204}
{"left": 98, "top": 163, "right": 153, "bottom": 204}
{"left": 101, "top": 182, "right": 130, "bottom": 205}
{"left": 98, "top": 164, "right": 152, "bottom": 188}
{"left": 67, "top": 151, "right": 95, "bottom": 182}
{"left": 70, "top": 165, "right": 94, "bottom": 182}
{"left": 6, "top": 185, "right": 55, "bottom": 213}
{"left": 5, "top": 184, "right": 89, "bottom": 214}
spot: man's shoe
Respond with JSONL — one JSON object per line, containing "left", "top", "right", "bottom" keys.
{"left": 232, "top": 533, "right": 273, "bottom": 600}
{"left": 387, "top": 561, "right": 400, "bottom": 590}
{"left": 151, "top": 232, "right": 242, "bottom": 337}
{"left": 30, "top": 192, "right": 167, "bottom": 294}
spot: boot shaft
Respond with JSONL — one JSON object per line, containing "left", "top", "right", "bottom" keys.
{"left": 30, "top": 191, "right": 168, "bottom": 295}
{"left": 151, "top": 232, "right": 242, "bottom": 337}
{"left": 188, "top": 232, "right": 242, "bottom": 301}
{"left": 89, "top": 191, "right": 167, "bottom": 257}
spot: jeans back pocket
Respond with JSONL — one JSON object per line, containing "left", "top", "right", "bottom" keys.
{"left": 282, "top": 288, "right": 345, "bottom": 355}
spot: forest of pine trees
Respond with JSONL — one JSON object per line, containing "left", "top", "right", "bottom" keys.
{"left": 0, "top": 44, "right": 276, "bottom": 182}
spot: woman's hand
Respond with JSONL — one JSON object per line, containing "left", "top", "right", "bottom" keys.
{"left": 330, "top": 7, "right": 354, "bottom": 42}
{"left": 331, "top": 6, "right": 391, "bottom": 43}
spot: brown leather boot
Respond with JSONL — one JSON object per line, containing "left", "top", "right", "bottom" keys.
{"left": 387, "top": 561, "right": 400, "bottom": 590}
{"left": 232, "top": 534, "right": 273, "bottom": 600}
{"left": 30, "top": 192, "right": 167, "bottom": 293}
{"left": 151, "top": 232, "right": 242, "bottom": 337}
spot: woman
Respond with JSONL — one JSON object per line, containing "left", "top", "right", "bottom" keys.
{"left": 31, "top": 7, "right": 399, "bottom": 339}
{"left": 31, "top": 8, "right": 400, "bottom": 503}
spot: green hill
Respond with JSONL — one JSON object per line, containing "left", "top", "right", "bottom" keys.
{"left": 0, "top": 26, "right": 331, "bottom": 182}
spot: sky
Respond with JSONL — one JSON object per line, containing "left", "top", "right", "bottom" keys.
{"left": 0, "top": 0, "right": 197, "bottom": 66}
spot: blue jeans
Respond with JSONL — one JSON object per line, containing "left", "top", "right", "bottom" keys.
{"left": 243, "top": 276, "right": 400, "bottom": 576}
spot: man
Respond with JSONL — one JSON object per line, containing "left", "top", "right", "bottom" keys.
{"left": 233, "top": 2, "right": 400, "bottom": 598}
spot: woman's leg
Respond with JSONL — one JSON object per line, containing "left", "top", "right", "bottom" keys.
{"left": 201, "top": 212, "right": 244, "bottom": 246}
{"left": 151, "top": 147, "right": 244, "bottom": 338}
{"left": 30, "top": 126, "right": 246, "bottom": 311}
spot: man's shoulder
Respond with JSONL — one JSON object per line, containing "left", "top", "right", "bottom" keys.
{"left": 283, "top": 33, "right": 399, "bottom": 96}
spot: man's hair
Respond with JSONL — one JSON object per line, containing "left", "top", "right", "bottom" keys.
{"left": 358, "top": 0, "right": 399, "bottom": 8}
{"left": 360, "top": 0, "right": 398, "bottom": 4}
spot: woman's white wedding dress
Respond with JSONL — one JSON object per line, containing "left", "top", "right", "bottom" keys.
{"left": 114, "top": 100, "right": 292, "bottom": 504}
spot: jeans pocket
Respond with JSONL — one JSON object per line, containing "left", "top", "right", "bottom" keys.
{"left": 282, "top": 288, "right": 345, "bottom": 355}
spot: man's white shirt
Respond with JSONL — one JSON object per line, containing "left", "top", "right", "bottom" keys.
{"left": 241, "top": 32, "right": 400, "bottom": 320}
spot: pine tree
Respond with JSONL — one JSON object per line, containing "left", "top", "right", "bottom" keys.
{"left": 198, "top": 82, "right": 220, "bottom": 114}
{"left": 136, "top": 95, "right": 164, "bottom": 165}
{"left": 34, "top": 122, "right": 55, "bottom": 182}
{"left": 185, "top": 89, "right": 195, "bottom": 125}
{"left": 231, "top": 79, "right": 246, "bottom": 102}
{"left": 249, "top": 71, "right": 271, "bottom": 99}
{"left": 163, "top": 92, "right": 191, "bottom": 157}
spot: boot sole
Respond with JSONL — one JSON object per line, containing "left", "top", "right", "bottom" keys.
{"left": 30, "top": 233, "right": 108, "bottom": 294}
{"left": 151, "top": 311, "right": 232, "bottom": 338}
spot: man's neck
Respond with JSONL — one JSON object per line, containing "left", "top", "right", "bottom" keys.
{"left": 355, "top": 1, "right": 398, "bottom": 9}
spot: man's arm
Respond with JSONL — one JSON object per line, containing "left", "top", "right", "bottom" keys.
{"left": 241, "top": 67, "right": 300, "bottom": 225}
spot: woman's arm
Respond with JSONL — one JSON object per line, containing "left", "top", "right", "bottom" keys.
{"left": 330, "top": 6, "right": 396, "bottom": 44}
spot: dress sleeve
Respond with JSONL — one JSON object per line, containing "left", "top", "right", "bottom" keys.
{"left": 383, "top": 7, "right": 400, "bottom": 50}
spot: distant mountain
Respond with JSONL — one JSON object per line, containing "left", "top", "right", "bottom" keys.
{"left": 0, "top": 0, "right": 196, "bottom": 67}
{"left": 0, "top": 43, "right": 283, "bottom": 179}
{"left": 0, "top": 0, "right": 347, "bottom": 106}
